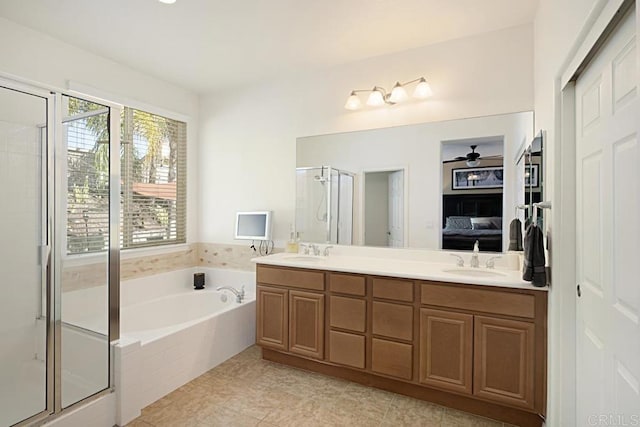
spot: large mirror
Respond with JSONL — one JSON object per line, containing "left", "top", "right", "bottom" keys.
{"left": 515, "top": 130, "right": 544, "bottom": 228}
{"left": 296, "top": 111, "right": 533, "bottom": 252}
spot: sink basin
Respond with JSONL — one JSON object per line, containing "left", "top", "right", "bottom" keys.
{"left": 442, "top": 268, "right": 507, "bottom": 278}
{"left": 281, "top": 255, "right": 325, "bottom": 263}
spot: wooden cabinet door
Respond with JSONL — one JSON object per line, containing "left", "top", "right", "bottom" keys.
{"left": 474, "top": 316, "right": 535, "bottom": 409}
{"left": 256, "top": 286, "right": 288, "bottom": 351}
{"left": 289, "top": 290, "right": 325, "bottom": 359}
{"left": 419, "top": 309, "right": 473, "bottom": 394}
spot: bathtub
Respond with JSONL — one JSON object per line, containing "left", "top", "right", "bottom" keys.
{"left": 114, "top": 267, "right": 256, "bottom": 426}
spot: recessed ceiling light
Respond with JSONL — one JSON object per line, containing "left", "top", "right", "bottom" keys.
{"left": 158, "top": 0, "right": 176, "bottom": 4}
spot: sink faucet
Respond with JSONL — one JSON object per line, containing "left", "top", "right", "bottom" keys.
{"left": 450, "top": 254, "right": 464, "bottom": 267}
{"left": 300, "top": 243, "right": 309, "bottom": 255}
{"left": 216, "top": 285, "right": 245, "bottom": 303}
{"left": 470, "top": 240, "right": 480, "bottom": 268}
{"left": 485, "top": 256, "right": 502, "bottom": 269}
{"left": 309, "top": 244, "right": 320, "bottom": 256}
{"left": 323, "top": 245, "right": 334, "bottom": 256}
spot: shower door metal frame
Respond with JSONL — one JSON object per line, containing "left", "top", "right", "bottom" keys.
{"left": 1, "top": 74, "right": 121, "bottom": 426}
{"left": 0, "top": 78, "right": 55, "bottom": 427}
{"left": 52, "top": 91, "right": 122, "bottom": 414}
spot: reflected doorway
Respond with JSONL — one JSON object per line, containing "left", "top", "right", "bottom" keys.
{"left": 363, "top": 169, "right": 405, "bottom": 248}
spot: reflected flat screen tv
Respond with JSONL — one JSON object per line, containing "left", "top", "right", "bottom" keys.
{"left": 234, "top": 211, "right": 272, "bottom": 241}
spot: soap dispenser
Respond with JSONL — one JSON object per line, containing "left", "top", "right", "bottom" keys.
{"left": 286, "top": 224, "right": 299, "bottom": 253}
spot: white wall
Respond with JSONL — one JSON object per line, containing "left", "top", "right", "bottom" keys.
{"left": 198, "top": 24, "right": 534, "bottom": 246}
{"left": 533, "top": 1, "right": 602, "bottom": 426}
{"left": 0, "top": 16, "right": 200, "bottom": 244}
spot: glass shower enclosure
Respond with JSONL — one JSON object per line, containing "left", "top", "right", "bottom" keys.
{"left": 296, "top": 166, "right": 354, "bottom": 244}
{"left": 0, "top": 80, "right": 119, "bottom": 426}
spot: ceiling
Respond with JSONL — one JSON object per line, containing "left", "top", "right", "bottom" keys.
{"left": 0, "top": 0, "right": 539, "bottom": 94}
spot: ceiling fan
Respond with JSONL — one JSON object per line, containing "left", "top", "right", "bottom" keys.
{"left": 452, "top": 145, "right": 482, "bottom": 167}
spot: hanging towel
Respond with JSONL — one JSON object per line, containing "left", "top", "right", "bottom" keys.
{"left": 522, "top": 224, "right": 547, "bottom": 287}
{"left": 508, "top": 218, "right": 523, "bottom": 251}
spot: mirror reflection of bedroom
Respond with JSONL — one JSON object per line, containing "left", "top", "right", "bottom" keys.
{"left": 441, "top": 137, "right": 504, "bottom": 253}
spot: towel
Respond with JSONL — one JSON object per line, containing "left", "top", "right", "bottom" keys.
{"left": 508, "top": 218, "right": 523, "bottom": 251}
{"left": 522, "top": 224, "right": 547, "bottom": 287}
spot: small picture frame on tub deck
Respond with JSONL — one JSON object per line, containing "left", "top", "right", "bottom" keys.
{"left": 452, "top": 166, "right": 504, "bottom": 190}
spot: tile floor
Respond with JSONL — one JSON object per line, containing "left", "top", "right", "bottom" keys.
{"left": 127, "top": 346, "right": 514, "bottom": 427}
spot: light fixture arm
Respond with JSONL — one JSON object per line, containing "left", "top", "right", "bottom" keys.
{"left": 344, "top": 76, "right": 431, "bottom": 110}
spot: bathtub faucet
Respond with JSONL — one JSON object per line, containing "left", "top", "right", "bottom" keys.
{"left": 216, "top": 286, "right": 245, "bottom": 303}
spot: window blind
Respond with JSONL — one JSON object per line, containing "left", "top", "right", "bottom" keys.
{"left": 121, "top": 107, "right": 187, "bottom": 249}
{"left": 64, "top": 96, "right": 111, "bottom": 254}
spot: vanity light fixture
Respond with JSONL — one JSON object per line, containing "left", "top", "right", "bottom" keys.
{"left": 158, "top": 0, "right": 176, "bottom": 4}
{"left": 344, "top": 77, "right": 432, "bottom": 110}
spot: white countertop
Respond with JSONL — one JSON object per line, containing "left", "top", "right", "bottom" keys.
{"left": 252, "top": 251, "right": 548, "bottom": 292}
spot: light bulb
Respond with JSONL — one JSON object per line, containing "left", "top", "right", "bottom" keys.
{"left": 366, "top": 89, "right": 385, "bottom": 107}
{"left": 413, "top": 78, "right": 433, "bottom": 98}
{"left": 466, "top": 159, "right": 480, "bottom": 167}
{"left": 388, "top": 82, "right": 408, "bottom": 103}
{"left": 344, "top": 92, "right": 362, "bottom": 110}
{"left": 159, "top": 0, "right": 177, "bottom": 3}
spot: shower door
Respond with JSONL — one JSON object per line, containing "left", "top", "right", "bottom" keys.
{"left": 0, "top": 85, "right": 52, "bottom": 425}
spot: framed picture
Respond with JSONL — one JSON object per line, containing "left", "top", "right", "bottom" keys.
{"left": 452, "top": 166, "right": 504, "bottom": 190}
{"left": 525, "top": 164, "right": 539, "bottom": 187}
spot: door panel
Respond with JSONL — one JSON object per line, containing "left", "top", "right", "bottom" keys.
{"left": 256, "top": 286, "right": 288, "bottom": 351}
{"left": 0, "top": 85, "right": 48, "bottom": 426}
{"left": 419, "top": 309, "right": 473, "bottom": 394}
{"left": 473, "top": 316, "right": 535, "bottom": 409}
{"left": 289, "top": 291, "right": 324, "bottom": 359}
{"left": 575, "top": 8, "right": 640, "bottom": 424}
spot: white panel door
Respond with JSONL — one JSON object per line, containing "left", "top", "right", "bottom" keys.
{"left": 388, "top": 170, "right": 404, "bottom": 247}
{"left": 575, "top": 8, "right": 640, "bottom": 425}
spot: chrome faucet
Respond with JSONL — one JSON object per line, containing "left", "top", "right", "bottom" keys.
{"left": 216, "top": 285, "right": 245, "bottom": 303}
{"left": 300, "top": 243, "right": 310, "bottom": 255}
{"left": 450, "top": 254, "right": 464, "bottom": 267}
{"left": 323, "top": 245, "right": 334, "bottom": 256}
{"left": 309, "top": 244, "right": 320, "bottom": 256}
{"left": 470, "top": 240, "right": 480, "bottom": 268}
{"left": 485, "top": 256, "right": 502, "bottom": 269}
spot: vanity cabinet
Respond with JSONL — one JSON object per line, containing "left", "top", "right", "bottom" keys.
{"left": 289, "top": 290, "right": 324, "bottom": 359}
{"left": 256, "top": 264, "right": 547, "bottom": 427}
{"left": 473, "top": 315, "right": 535, "bottom": 409}
{"left": 419, "top": 308, "right": 473, "bottom": 394}
{"left": 327, "top": 273, "right": 367, "bottom": 369}
{"left": 256, "top": 266, "right": 325, "bottom": 359}
{"left": 256, "top": 286, "right": 288, "bottom": 351}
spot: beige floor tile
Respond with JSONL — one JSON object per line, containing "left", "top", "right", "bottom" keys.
{"left": 441, "top": 408, "right": 503, "bottom": 427}
{"left": 130, "top": 346, "right": 507, "bottom": 427}
{"left": 124, "top": 419, "right": 154, "bottom": 427}
{"left": 197, "top": 406, "right": 261, "bottom": 427}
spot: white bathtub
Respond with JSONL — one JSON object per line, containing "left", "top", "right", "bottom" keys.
{"left": 114, "top": 267, "right": 256, "bottom": 426}
{"left": 121, "top": 289, "right": 250, "bottom": 344}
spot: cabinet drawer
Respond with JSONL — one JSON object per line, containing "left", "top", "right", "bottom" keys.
{"left": 372, "top": 278, "right": 414, "bottom": 302}
{"left": 329, "top": 331, "right": 365, "bottom": 369}
{"left": 330, "top": 296, "right": 366, "bottom": 332}
{"left": 372, "top": 301, "right": 413, "bottom": 341}
{"left": 257, "top": 265, "right": 325, "bottom": 291}
{"left": 421, "top": 283, "right": 535, "bottom": 319}
{"left": 329, "top": 273, "right": 366, "bottom": 296}
{"left": 371, "top": 338, "right": 413, "bottom": 380}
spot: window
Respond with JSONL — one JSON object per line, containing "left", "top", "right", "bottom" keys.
{"left": 65, "top": 99, "right": 186, "bottom": 254}
{"left": 121, "top": 107, "right": 187, "bottom": 249}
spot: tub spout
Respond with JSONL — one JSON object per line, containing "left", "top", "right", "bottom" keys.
{"left": 216, "top": 286, "right": 245, "bottom": 303}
